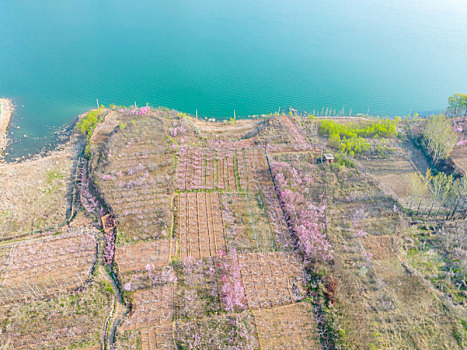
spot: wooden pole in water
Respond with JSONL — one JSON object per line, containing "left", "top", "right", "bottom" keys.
{"left": 196, "top": 109, "right": 198, "bottom": 119}
{"left": 96, "top": 99, "right": 99, "bottom": 109}
{"left": 234, "top": 110, "right": 236, "bottom": 120}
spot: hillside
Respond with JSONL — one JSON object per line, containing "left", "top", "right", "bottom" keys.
{"left": 0, "top": 107, "right": 465, "bottom": 349}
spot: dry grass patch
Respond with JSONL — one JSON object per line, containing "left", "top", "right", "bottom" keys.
{"left": 322, "top": 169, "right": 463, "bottom": 349}
{"left": 0, "top": 280, "right": 112, "bottom": 349}
{"left": 188, "top": 116, "right": 263, "bottom": 140}
{"left": 140, "top": 323, "right": 175, "bottom": 350}
{"left": 451, "top": 144, "right": 467, "bottom": 174}
{"left": 361, "top": 235, "right": 396, "bottom": 260}
{"left": 0, "top": 144, "right": 75, "bottom": 239}
{"left": 359, "top": 157, "right": 415, "bottom": 199}
{"left": 175, "top": 311, "right": 259, "bottom": 349}
{"left": 253, "top": 302, "right": 320, "bottom": 349}
{"left": 255, "top": 116, "right": 297, "bottom": 147}
{"left": 114, "top": 323, "right": 175, "bottom": 350}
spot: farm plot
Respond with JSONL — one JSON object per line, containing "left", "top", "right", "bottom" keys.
{"left": 221, "top": 193, "right": 275, "bottom": 252}
{"left": 115, "top": 193, "right": 173, "bottom": 243}
{"left": 0, "top": 229, "right": 97, "bottom": 304}
{"left": 255, "top": 116, "right": 301, "bottom": 148}
{"left": 175, "top": 192, "right": 226, "bottom": 259}
{"left": 0, "top": 280, "right": 112, "bottom": 349}
{"left": 116, "top": 240, "right": 176, "bottom": 274}
{"left": 175, "top": 311, "right": 259, "bottom": 349}
{"left": 121, "top": 284, "right": 175, "bottom": 331}
{"left": 239, "top": 252, "right": 306, "bottom": 309}
{"left": 94, "top": 115, "right": 175, "bottom": 243}
{"left": 114, "top": 323, "right": 175, "bottom": 350}
{"left": 251, "top": 150, "right": 295, "bottom": 251}
{"left": 281, "top": 116, "right": 308, "bottom": 145}
{"left": 175, "top": 256, "right": 221, "bottom": 319}
{"left": 139, "top": 323, "right": 175, "bottom": 350}
{"left": 175, "top": 146, "right": 258, "bottom": 192}
{"left": 253, "top": 302, "right": 320, "bottom": 349}
{"left": 98, "top": 160, "right": 174, "bottom": 243}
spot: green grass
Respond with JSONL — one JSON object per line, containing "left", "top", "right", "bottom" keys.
{"left": 46, "top": 170, "right": 65, "bottom": 184}
{"left": 406, "top": 247, "right": 444, "bottom": 276}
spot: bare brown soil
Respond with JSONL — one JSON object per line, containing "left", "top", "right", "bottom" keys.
{"left": 451, "top": 144, "right": 467, "bottom": 174}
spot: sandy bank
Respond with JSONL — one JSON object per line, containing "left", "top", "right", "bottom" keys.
{"left": 0, "top": 98, "right": 14, "bottom": 153}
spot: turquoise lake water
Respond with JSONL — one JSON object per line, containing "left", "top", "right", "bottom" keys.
{"left": 1, "top": 0, "right": 467, "bottom": 159}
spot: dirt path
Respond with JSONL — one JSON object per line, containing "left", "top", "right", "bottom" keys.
{"left": 402, "top": 139, "right": 430, "bottom": 175}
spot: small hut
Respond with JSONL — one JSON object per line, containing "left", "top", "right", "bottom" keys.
{"left": 323, "top": 153, "right": 334, "bottom": 164}
{"left": 101, "top": 214, "right": 115, "bottom": 234}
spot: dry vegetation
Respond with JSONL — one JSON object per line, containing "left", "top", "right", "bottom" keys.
{"left": 451, "top": 117, "right": 467, "bottom": 174}
{"left": 0, "top": 142, "right": 77, "bottom": 240}
{"left": 357, "top": 140, "right": 430, "bottom": 204}
{"left": 1, "top": 107, "right": 466, "bottom": 349}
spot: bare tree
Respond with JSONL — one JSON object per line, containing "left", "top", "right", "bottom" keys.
{"left": 429, "top": 172, "right": 452, "bottom": 215}
{"left": 409, "top": 171, "right": 431, "bottom": 212}
{"left": 447, "top": 176, "right": 467, "bottom": 219}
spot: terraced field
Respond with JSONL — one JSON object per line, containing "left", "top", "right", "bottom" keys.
{"left": 2, "top": 108, "right": 465, "bottom": 349}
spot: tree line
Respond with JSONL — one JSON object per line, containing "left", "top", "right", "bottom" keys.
{"left": 409, "top": 169, "right": 467, "bottom": 219}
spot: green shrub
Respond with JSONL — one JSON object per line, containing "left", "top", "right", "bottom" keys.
{"left": 319, "top": 119, "right": 398, "bottom": 139}
{"left": 340, "top": 136, "right": 371, "bottom": 154}
{"left": 319, "top": 118, "right": 398, "bottom": 155}
{"left": 75, "top": 107, "right": 105, "bottom": 141}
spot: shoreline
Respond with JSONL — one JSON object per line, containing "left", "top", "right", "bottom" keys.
{"left": 0, "top": 98, "right": 14, "bottom": 154}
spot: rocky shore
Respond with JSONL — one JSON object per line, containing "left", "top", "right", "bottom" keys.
{"left": 0, "top": 98, "right": 14, "bottom": 154}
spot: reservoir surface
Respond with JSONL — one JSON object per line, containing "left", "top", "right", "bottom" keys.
{"left": 1, "top": 0, "right": 466, "bottom": 158}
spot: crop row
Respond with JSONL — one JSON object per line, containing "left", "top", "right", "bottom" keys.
{"left": 176, "top": 192, "right": 226, "bottom": 258}
{"left": 176, "top": 147, "right": 261, "bottom": 192}
{"left": 0, "top": 230, "right": 97, "bottom": 304}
